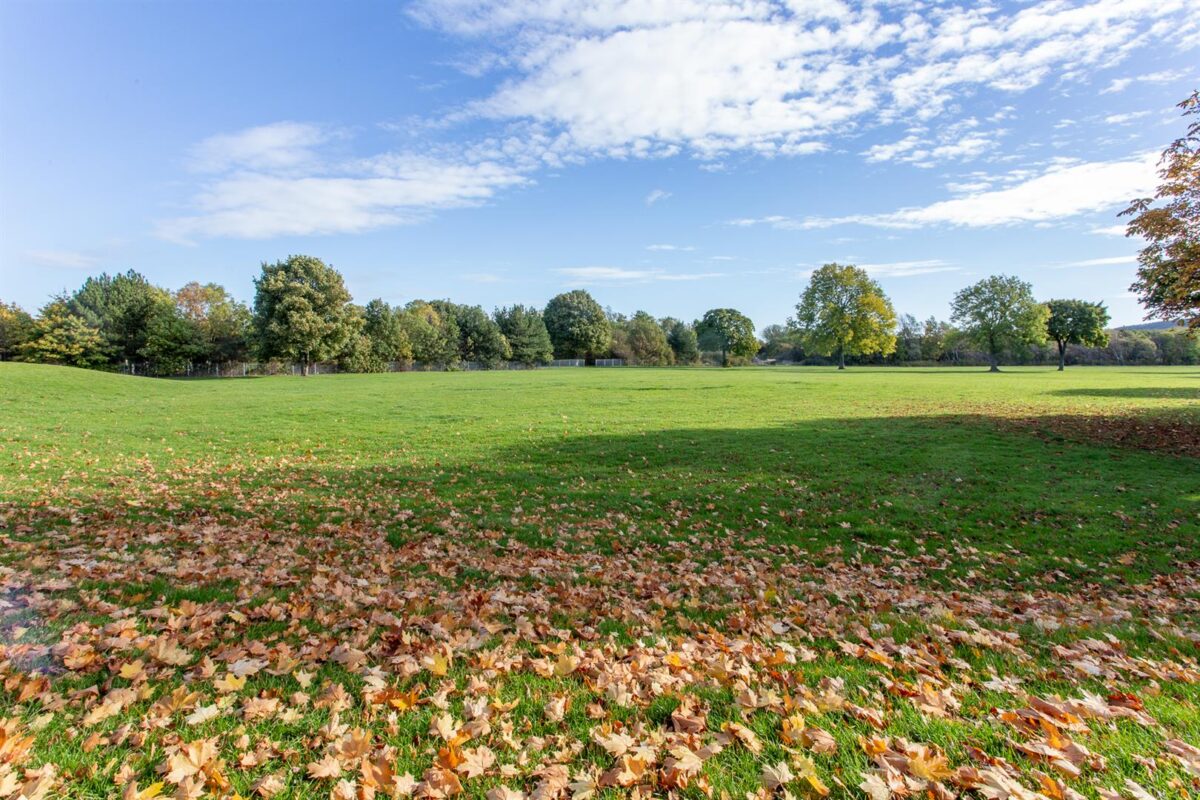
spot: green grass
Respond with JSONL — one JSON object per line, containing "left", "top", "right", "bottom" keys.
{"left": 3, "top": 363, "right": 1196, "bottom": 581}
{"left": 0, "top": 362, "right": 1198, "bottom": 799}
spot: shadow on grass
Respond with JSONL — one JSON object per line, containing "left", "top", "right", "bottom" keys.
{"left": 3, "top": 411, "right": 1197, "bottom": 587}
{"left": 1049, "top": 387, "right": 1200, "bottom": 400}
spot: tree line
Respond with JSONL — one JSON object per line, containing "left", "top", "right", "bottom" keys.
{"left": 0, "top": 256, "right": 758, "bottom": 375}
{"left": 1, "top": 255, "right": 1195, "bottom": 375}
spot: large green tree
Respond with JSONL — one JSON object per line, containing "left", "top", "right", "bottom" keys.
{"left": 252, "top": 255, "right": 358, "bottom": 375}
{"left": 1045, "top": 299, "right": 1110, "bottom": 371}
{"left": 695, "top": 308, "right": 758, "bottom": 366}
{"left": 543, "top": 290, "right": 611, "bottom": 360}
{"left": 19, "top": 299, "right": 106, "bottom": 367}
{"left": 663, "top": 318, "right": 700, "bottom": 365}
{"left": 69, "top": 270, "right": 171, "bottom": 364}
{"left": 434, "top": 301, "right": 511, "bottom": 368}
{"left": 360, "top": 299, "right": 413, "bottom": 370}
{"left": 623, "top": 311, "right": 674, "bottom": 366}
{"left": 140, "top": 304, "right": 207, "bottom": 375}
{"left": 1125, "top": 91, "right": 1200, "bottom": 329}
{"left": 950, "top": 275, "right": 1048, "bottom": 372}
{"left": 402, "top": 301, "right": 460, "bottom": 366}
{"left": 495, "top": 305, "right": 553, "bottom": 366}
{"left": 792, "top": 263, "right": 897, "bottom": 369}
{"left": 0, "top": 301, "right": 34, "bottom": 360}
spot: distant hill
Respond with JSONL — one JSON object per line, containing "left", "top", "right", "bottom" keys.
{"left": 1118, "top": 320, "right": 1182, "bottom": 331}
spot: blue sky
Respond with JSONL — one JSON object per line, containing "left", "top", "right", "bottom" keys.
{"left": 1, "top": 0, "right": 1196, "bottom": 330}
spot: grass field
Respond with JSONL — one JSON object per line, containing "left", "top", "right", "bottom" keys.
{"left": 1, "top": 362, "right": 1198, "bottom": 800}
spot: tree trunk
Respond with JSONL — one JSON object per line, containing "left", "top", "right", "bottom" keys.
{"left": 837, "top": 347, "right": 846, "bottom": 370}
{"left": 988, "top": 352, "right": 1000, "bottom": 372}
{"left": 721, "top": 348, "right": 728, "bottom": 367}
{"left": 1057, "top": 341, "right": 1066, "bottom": 371}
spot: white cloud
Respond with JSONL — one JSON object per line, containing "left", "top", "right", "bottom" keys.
{"left": 1101, "top": 78, "right": 1134, "bottom": 95}
{"left": 1099, "top": 69, "right": 1187, "bottom": 94}
{"left": 25, "top": 249, "right": 97, "bottom": 269}
{"left": 1103, "top": 110, "right": 1152, "bottom": 125}
{"left": 557, "top": 266, "right": 723, "bottom": 284}
{"left": 1090, "top": 224, "right": 1131, "bottom": 236}
{"left": 161, "top": 5, "right": 1193, "bottom": 241}
{"left": 1054, "top": 255, "right": 1138, "bottom": 268}
{"left": 160, "top": 125, "right": 529, "bottom": 241}
{"left": 189, "top": 122, "right": 331, "bottom": 173}
{"left": 945, "top": 179, "right": 993, "bottom": 193}
{"left": 645, "top": 243, "right": 694, "bottom": 251}
{"left": 734, "top": 152, "right": 1158, "bottom": 230}
{"left": 413, "top": 0, "right": 1188, "bottom": 159}
{"left": 856, "top": 259, "right": 958, "bottom": 277}
{"left": 462, "top": 272, "right": 505, "bottom": 283}
{"left": 865, "top": 131, "right": 997, "bottom": 167}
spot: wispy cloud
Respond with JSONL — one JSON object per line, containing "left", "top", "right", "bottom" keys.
{"left": 159, "top": 124, "right": 529, "bottom": 241}
{"left": 731, "top": 153, "right": 1158, "bottom": 230}
{"left": 1053, "top": 255, "right": 1138, "bottom": 268}
{"left": 863, "top": 119, "right": 1000, "bottom": 168}
{"left": 645, "top": 243, "right": 694, "bottom": 252}
{"left": 557, "top": 266, "right": 723, "bottom": 284}
{"left": 25, "top": 249, "right": 98, "bottom": 269}
{"left": 159, "top": 4, "right": 1193, "bottom": 243}
{"left": 1099, "top": 69, "right": 1188, "bottom": 94}
{"left": 462, "top": 271, "right": 506, "bottom": 283}
{"left": 414, "top": 0, "right": 1192, "bottom": 159}
{"left": 856, "top": 260, "right": 958, "bottom": 277}
{"left": 1104, "top": 111, "right": 1153, "bottom": 125}
{"left": 189, "top": 121, "right": 332, "bottom": 173}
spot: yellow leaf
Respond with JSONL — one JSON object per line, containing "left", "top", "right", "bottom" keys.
{"left": 118, "top": 660, "right": 145, "bottom": 680}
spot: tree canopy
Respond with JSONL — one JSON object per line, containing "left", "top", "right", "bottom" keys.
{"left": 663, "top": 319, "right": 700, "bottom": 365}
{"left": 1125, "top": 91, "right": 1200, "bottom": 329}
{"left": 0, "top": 301, "right": 34, "bottom": 360}
{"left": 620, "top": 311, "right": 675, "bottom": 366}
{"left": 436, "top": 301, "right": 511, "bottom": 367}
{"left": 950, "top": 275, "right": 1048, "bottom": 371}
{"left": 403, "top": 301, "right": 460, "bottom": 366}
{"left": 364, "top": 300, "right": 413, "bottom": 365}
{"left": 175, "top": 282, "right": 252, "bottom": 362}
{"left": 7, "top": 256, "right": 1195, "bottom": 374}
{"left": 696, "top": 308, "right": 758, "bottom": 366}
{"left": 252, "top": 255, "right": 358, "bottom": 375}
{"left": 495, "top": 305, "right": 554, "bottom": 366}
{"left": 138, "top": 302, "right": 207, "bottom": 375}
{"left": 69, "top": 270, "right": 171, "bottom": 363}
{"left": 543, "top": 290, "right": 611, "bottom": 360}
{"left": 338, "top": 300, "right": 413, "bottom": 373}
{"left": 792, "top": 263, "right": 897, "bottom": 369}
{"left": 1046, "top": 299, "right": 1110, "bottom": 370}
{"left": 19, "top": 299, "right": 107, "bottom": 368}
